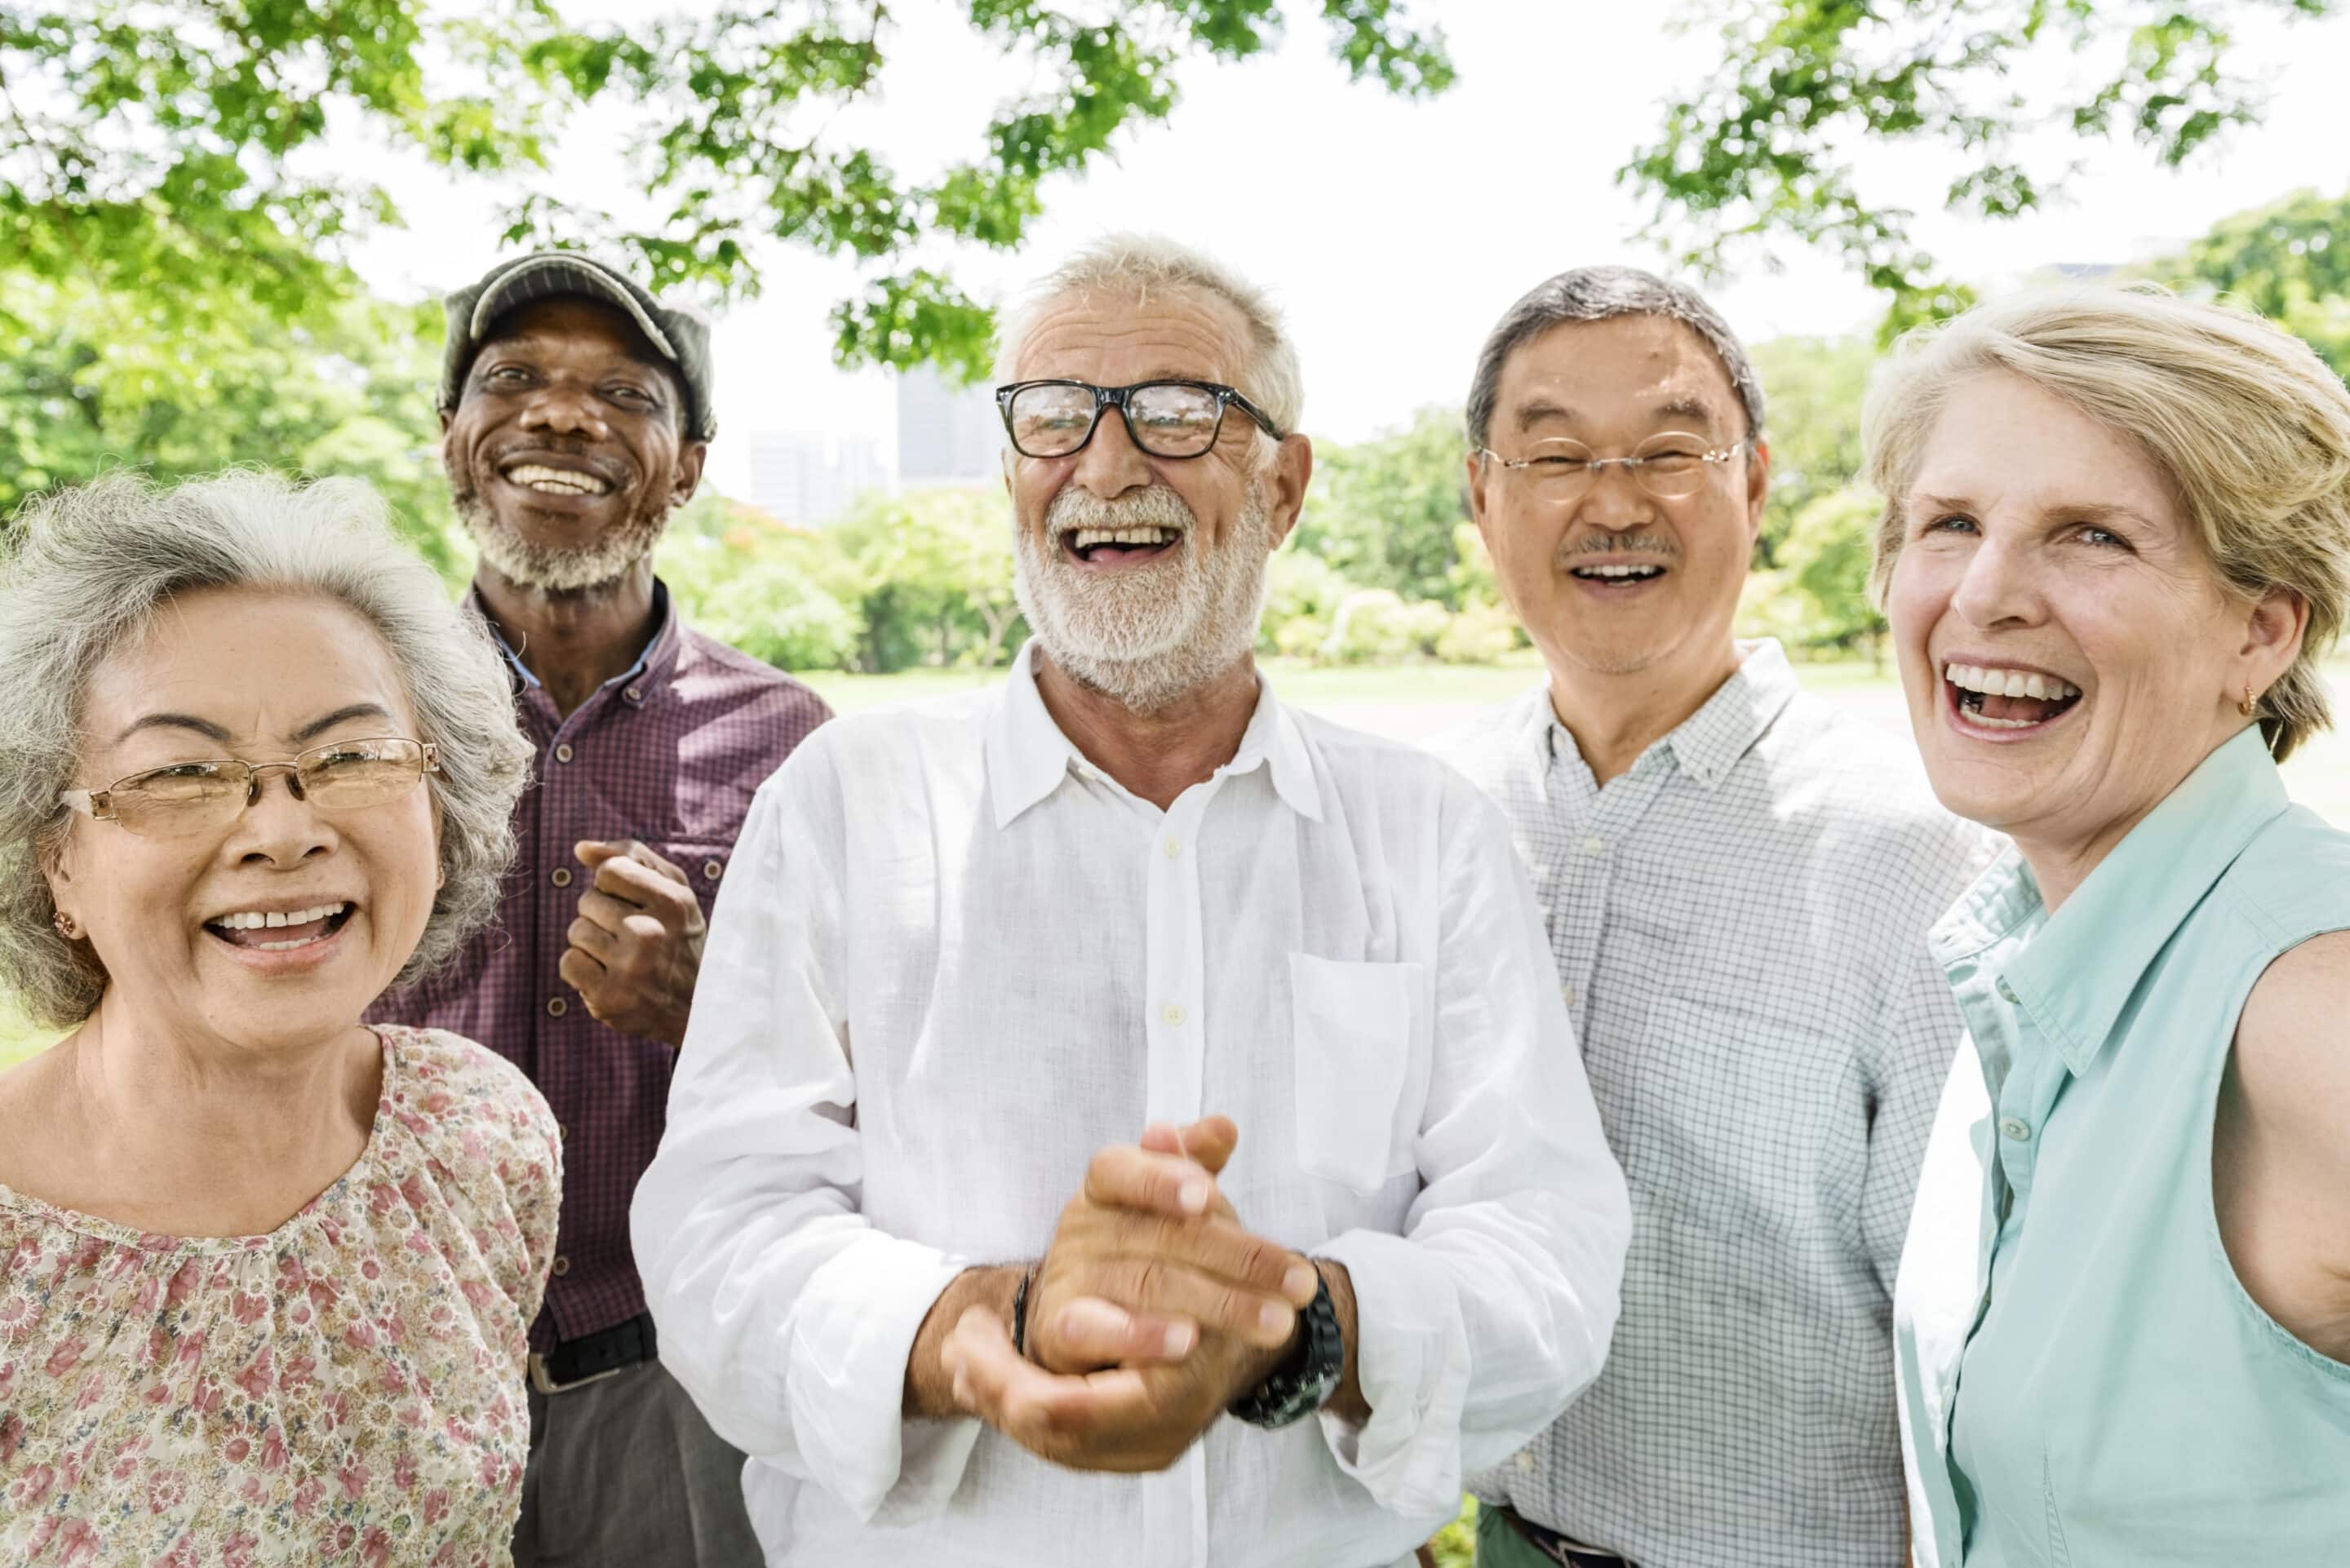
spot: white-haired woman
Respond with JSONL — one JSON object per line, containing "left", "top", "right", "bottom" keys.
{"left": 1871, "top": 287, "right": 2350, "bottom": 1566}
{"left": 0, "top": 472, "right": 554, "bottom": 1566}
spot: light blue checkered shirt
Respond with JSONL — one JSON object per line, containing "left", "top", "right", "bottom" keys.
{"left": 1444, "top": 641, "right": 1998, "bottom": 1568}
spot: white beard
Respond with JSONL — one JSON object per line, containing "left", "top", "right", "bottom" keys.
{"left": 455, "top": 493, "right": 665, "bottom": 594}
{"left": 1013, "top": 482, "right": 1274, "bottom": 713}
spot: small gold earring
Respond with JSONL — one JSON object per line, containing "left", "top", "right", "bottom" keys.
{"left": 52, "top": 910, "right": 78, "bottom": 940}
{"left": 2241, "top": 684, "right": 2259, "bottom": 719}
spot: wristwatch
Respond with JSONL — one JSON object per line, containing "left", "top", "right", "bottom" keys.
{"left": 1227, "top": 1266, "right": 1343, "bottom": 1428}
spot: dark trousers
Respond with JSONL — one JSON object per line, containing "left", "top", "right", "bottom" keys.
{"left": 514, "top": 1357, "right": 765, "bottom": 1567}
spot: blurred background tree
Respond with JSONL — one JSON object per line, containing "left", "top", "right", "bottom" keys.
{"left": 2, "top": 0, "right": 1452, "bottom": 380}
{"left": 1626, "top": 0, "right": 2342, "bottom": 334}
{"left": 2139, "top": 185, "right": 2350, "bottom": 377}
{"left": 11, "top": 1, "right": 2350, "bottom": 674}
{"left": 0, "top": 270, "right": 467, "bottom": 569}
{"left": 1293, "top": 407, "right": 1471, "bottom": 606}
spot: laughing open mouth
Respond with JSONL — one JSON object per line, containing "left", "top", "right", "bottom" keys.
{"left": 501, "top": 463, "right": 612, "bottom": 498}
{"left": 1064, "top": 525, "right": 1180, "bottom": 565}
{"left": 1570, "top": 563, "right": 1666, "bottom": 583}
{"left": 205, "top": 901, "right": 355, "bottom": 953}
{"left": 1945, "top": 662, "right": 2082, "bottom": 730}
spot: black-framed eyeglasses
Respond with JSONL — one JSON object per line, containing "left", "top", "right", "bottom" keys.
{"left": 995, "top": 379, "right": 1285, "bottom": 459}
{"left": 59, "top": 737, "right": 441, "bottom": 840}
{"left": 1479, "top": 432, "right": 1753, "bottom": 502}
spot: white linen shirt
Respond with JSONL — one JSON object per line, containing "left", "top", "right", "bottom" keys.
{"left": 632, "top": 644, "right": 1630, "bottom": 1568}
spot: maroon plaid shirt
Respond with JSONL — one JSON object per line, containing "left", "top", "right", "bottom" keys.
{"left": 370, "top": 584, "right": 829, "bottom": 1349}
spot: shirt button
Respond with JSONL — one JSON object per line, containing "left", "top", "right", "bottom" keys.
{"left": 1162, "top": 836, "right": 1181, "bottom": 859}
{"left": 1161, "top": 1003, "right": 1186, "bottom": 1026}
{"left": 703, "top": 859, "right": 724, "bottom": 881}
{"left": 1514, "top": 1450, "right": 1536, "bottom": 1473}
{"left": 547, "top": 997, "right": 568, "bottom": 1018}
{"left": 551, "top": 1256, "right": 570, "bottom": 1277}
{"left": 1999, "top": 1117, "right": 2033, "bottom": 1141}
{"left": 1561, "top": 984, "right": 1577, "bottom": 1008}
{"left": 551, "top": 868, "right": 572, "bottom": 888}
{"left": 1580, "top": 835, "right": 1605, "bottom": 857}
{"left": 623, "top": 686, "right": 644, "bottom": 704}
{"left": 554, "top": 743, "right": 574, "bottom": 764}
{"left": 1996, "top": 977, "right": 2019, "bottom": 1004}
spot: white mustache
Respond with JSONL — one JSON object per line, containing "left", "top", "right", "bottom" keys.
{"left": 1044, "top": 484, "right": 1197, "bottom": 542}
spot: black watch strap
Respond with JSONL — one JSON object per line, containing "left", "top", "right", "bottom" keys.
{"left": 1227, "top": 1267, "right": 1342, "bottom": 1428}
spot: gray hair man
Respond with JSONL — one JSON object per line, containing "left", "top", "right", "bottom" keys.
{"left": 632, "top": 235, "right": 1632, "bottom": 1567}
{"left": 1443, "top": 267, "right": 1998, "bottom": 1568}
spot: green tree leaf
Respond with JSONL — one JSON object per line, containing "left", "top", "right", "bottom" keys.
{"left": 1624, "top": 0, "right": 2339, "bottom": 330}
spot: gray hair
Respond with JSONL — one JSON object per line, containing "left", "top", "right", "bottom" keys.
{"left": 0, "top": 471, "right": 534, "bottom": 1027}
{"left": 1465, "top": 265, "right": 1766, "bottom": 451}
{"left": 993, "top": 233, "right": 1305, "bottom": 436}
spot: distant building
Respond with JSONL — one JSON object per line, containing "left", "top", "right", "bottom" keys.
{"left": 746, "top": 431, "right": 889, "bottom": 525}
{"left": 897, "top": 365, "right": 1000, "bottom": 485}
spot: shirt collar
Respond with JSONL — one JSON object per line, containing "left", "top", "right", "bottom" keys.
{"left": 466, "top": 579, "right": 681, "bottom": 698}
{"left": 1931, "top": 724, "right": 2290, "bottom": 1077}
{"left": 983, "top": 640, "right": 1323, "bottom": 829}
{"left": 1536, "top": 638, "right": 1802, "bottom": 790}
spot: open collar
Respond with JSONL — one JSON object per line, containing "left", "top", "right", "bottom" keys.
{"left": 465, "top": 579, "right": 681, "bottom": 698}
{"left": 984, "top": 642, "right": 1322, "bottom": 829}
{"left": 1931, "top": 724, "right": 2290, "bottom": 1077}
{"left": 1536, "top": 638, "right": 1802, "bottom": 790}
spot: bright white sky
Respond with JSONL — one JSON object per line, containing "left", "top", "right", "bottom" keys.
{"left": 351, "top": 1, "right": 2350, "bottom": 498}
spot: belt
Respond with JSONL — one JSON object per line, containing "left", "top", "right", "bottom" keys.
{"left": 1498, "top": 1505, "right": 1631, "bottom": 1568}
{"left": 527, "top": 1312, "right": 657, "bottom": 1395}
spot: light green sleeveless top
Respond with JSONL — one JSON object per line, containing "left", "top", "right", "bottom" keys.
{"left": 1895, "top": 726, "right": 2350, "bottom": 1566}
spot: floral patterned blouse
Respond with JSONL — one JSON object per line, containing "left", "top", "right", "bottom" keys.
{"left": 0, "top": 1025, "right": 561, "bottom": 1567}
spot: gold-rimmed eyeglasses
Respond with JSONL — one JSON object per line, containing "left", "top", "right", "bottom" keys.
{"left": 59, "top": 737, "right": 441, "bottom": 839}
{"left": 1479, "top": 432, "right": 1751, "bottom": 502}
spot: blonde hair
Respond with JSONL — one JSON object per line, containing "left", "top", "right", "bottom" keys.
{"left": 1864, "top": 283, "right": 2350, "bottom": 762}
{"left": 992, "top": 233, "right": 1304, "bottom": 436}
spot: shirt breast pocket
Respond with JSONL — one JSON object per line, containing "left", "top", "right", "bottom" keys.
{"left": 1288, "top": 953, "right": 1430, "bottom": 1195}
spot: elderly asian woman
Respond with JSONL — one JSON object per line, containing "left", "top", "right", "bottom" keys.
{"left": 1871, "top": 286, "right": 2350, "bottom": 1566}
{"left": 0, "top": 472, "right": 553, "bottom": 1564}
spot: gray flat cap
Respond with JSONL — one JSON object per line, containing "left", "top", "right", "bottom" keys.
{"left": 439, "top": 251, "right": 717, "bottom": 441}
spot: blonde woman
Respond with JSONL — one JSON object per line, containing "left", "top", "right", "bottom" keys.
{"left": 1869, "top": 287, "right": 2350, "bottom": 1566}
{"left": 0, "top": 473, "right": 554, "bottom": 1565}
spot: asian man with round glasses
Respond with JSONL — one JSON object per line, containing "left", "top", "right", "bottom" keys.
{"left": 1443, "top": 267, "right": 1998, "bottom": 1568}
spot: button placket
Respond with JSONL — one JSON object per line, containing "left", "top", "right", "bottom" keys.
{"left": 1141, "top": 779, "right": 1222, "bottom": 1127}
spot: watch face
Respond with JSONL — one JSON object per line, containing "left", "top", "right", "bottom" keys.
{"left": 1230, "top": 1273, "right": 1343, "bottom": 1429}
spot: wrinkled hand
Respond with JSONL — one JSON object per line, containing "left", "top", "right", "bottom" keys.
{"left": 1024, "top": 1114, "right": 1315, "bottom": 1375}
{"left": 558, "top": 839, "right": 707, "bottom": 1048}
{"left": 941, "top": 1118, "right": 1313, "bottom": 1473}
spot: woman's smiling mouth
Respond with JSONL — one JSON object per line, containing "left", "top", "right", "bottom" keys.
{"left": 1943, "top": 661, "right": 2083, "bottom": 735}
{"left": 204, "top": 901, "right": 356, "bottom": 954}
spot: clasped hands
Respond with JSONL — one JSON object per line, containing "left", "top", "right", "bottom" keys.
{"left": 935, "top": 1115, "right": 1322, "bottom": 1473}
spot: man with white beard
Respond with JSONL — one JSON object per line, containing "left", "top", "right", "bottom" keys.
{"left": 632, "top": 235, "right": 1633, "bottom": 1568}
